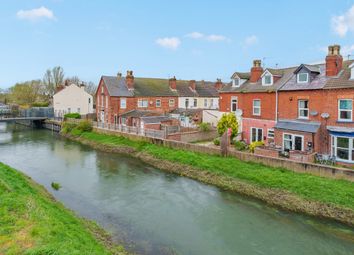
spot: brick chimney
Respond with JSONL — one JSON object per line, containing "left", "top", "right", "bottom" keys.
{"left": 189, "top": 80, "right": 196, "bottom": 91}
{"left": 250, "top": 60, "right": 263, "bottom": 83}
{"left": 169, "top": 76, "right": 177, "bottom": 90}
{"left": 215, "top": 78, "right": 223, "bottom": 90}
{"left": 117, "top": 72, "right": 122, "bottom": 79}
{"left": 326, "top": 45, "right": 343, "bottom": 77}
{"left": 126, "top": 70, "right": 134, "bottom": 90}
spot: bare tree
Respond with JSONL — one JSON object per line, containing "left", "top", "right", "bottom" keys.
{"left": 67, "top": 76, "right": 80, "bottom": 85}
{"left": 85, "top": 81, "right": 97, "bottom": 95}
{"left": 52, "top": 66, "right": 64, "bottom": 87}
{"left": 42, "top": 66, "right": 65, "bottom": 98}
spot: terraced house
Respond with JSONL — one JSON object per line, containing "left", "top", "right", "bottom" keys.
{"left": 96, "top": 71, "right": 221, "bottom": 129}
{"left": 220, "top": 44, "right": 354, "bottom": 165}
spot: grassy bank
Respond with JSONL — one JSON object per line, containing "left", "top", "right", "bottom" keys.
{"left": 0, "top": 162, "right": 129, "bottom": 255}
{"left": 69, "top": 131, "right": 354, "bottom": 226}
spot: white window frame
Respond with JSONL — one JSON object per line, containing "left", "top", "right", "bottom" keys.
{"left": 185, "top": 98, "right": 189, "bottom": 108}
{"left": 297, "top": 73, "right": 309, "bottom": 83}
{"left": 233, "top": 78, "right": 240, "bottom": 87}
{"left": 282, "top": 133, "right": 304, "bottom": 151}
{"left": 193, "top": 98, "right": 197, "bottom": 108}
{"left": 204, "top": 98, "right": 208, "bottom": 108}
{"left": 250, "top": 127, "right": 263, "bottom": 143}
{"left": 298, "top": 99, "right": 309, "bottom": 119}
{"left": 231, "top": 96, "right": 238, "bottom": 112}
{"left": 331, "top": 136, "right": 354, "bottom": 163}
{"left": 138, "top": 99, "right": 148, "bottom": 108}
{"left": 253, "top": 99, "right": 261, "bottom": 116}
{"left": 262, "top": 74, "right": 273, "bottom": 86}
{"left": 101, "top": 95, "right": 104, "bottom": 107}
{"left": 267, "top": 128, "right": 275, "bottom": 139}
{"left": 338, "top": 99, "right": 353, "bottom": 121}
{"left": 156, "top": 99, "right": 161, "bottom": 107}
{"left": 120, "top": 98, "right": 127, "bottom": 109}
{"left": 169, "top": 99, "right": 175, "bottom": 107}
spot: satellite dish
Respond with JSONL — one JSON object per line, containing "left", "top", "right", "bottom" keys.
{"left": 235, "top": 109, "right": 243, "bottom": 116}
{"left": 310, "top": 111, "right": 318, "bottom": 116}
{"left": 321, "top": 112, "right": 330, "bottom": 119}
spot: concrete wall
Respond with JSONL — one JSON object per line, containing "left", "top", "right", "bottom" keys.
{"left": 93, "top": 127, "right": 354, "bottom": 182}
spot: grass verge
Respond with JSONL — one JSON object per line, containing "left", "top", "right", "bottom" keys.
{"left": 71, "top": 131, "right": 354, "bottom": 226}
{"left": 0, "top": 162, "right": 129, "bottom": 255}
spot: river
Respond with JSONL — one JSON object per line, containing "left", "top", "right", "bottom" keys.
{"left": 0, "top": 123, "right": 353, "bottom": 255}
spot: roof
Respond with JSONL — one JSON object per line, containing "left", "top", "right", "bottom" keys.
{"left": 120, "top": 110, "right": 162, "bottom": 118}
{"left": 221, "top": 67, "right": 296, "bottom": 93}
{"left": 279, "top": 64, "right": 328, "bottom": 91}
{"left": 141, "top": 116, "right": 172, "bottom": 124}
{"left": 231, "top": 72, "right": 250, "bottom": 79}
{"left": 170, "top": 108, "right": 202, "bottom": 116}
{"left": 324, "top": 60, "right": 354, "bottom": 89}
{"left": 101, "top": 76, "right": 178, "bottom": 97}
{"left": 176, "top": 81, "right": 219, "bottom": 97}
{"left": 327, "top": 125, "right": 354, "bottom": 133}
{"left": 275, "top": 119, "right": 321, "bottom": 133}
{"left": 293, "top": 64, "right": 320, "bottom": 74}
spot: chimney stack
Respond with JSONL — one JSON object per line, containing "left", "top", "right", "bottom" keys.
{"left": 215, "top": 78, "right": 223, "bottom": 90}
{"left": 326, "top": 45, "right": 343, "bottom": 77}
{"left": 117, "top": 72, "right": 122, "bottom": 78}
{"left": 189, "top": 80, "right": 196, "bottom": 91}
{"left": 126, "top": 70, "right": 134, "bottom": 90}
{"left": 169, "top": 76, "right": 177, "bottom": 90}
{"left": 250, "top": 60, "right": 263, "bottom": 83}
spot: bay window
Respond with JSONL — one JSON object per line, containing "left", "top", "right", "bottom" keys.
{"left": 332, "top": 136, "right": 354, "bottom": 162}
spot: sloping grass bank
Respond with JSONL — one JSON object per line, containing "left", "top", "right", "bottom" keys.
{"left": 68, "top": 131, "right": 354, "bottom": 226}
{"left": 0, "top": 162, "right": 129, "bottom": 255}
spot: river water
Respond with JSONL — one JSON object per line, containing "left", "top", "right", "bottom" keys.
{"left": 0, "top": 123, "right": 353, "bottom": 255}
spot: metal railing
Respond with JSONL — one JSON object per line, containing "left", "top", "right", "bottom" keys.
{"left": 93, "top": 121, "right": 166, "bottom": 139}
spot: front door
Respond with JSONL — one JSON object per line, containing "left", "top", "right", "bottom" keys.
{"left": 294, "top": 136, "right": 303, "bottom": 151}
{"left": 251, "top": 127, "right": 263, "bottom": 142}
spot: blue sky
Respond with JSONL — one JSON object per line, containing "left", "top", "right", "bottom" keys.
{"left": 1, "top": 0, "right": 354, "bottom": 88}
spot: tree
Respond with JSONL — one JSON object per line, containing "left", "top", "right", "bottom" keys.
{"left": 9, "top": 80, "right": 43, "bottom": 105}
{"left": 52, "top": 66, "right": 64, "bottom": 88}
{"left": 85, "top": 81, "right": 97, "bottom": 95}
{"left": 217, "top": 113, "right": 239, "bottom": 139}
{"left": 42, "top": 66, "right": 64, "bottom": 97}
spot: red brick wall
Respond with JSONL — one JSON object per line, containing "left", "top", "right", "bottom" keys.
{"left": 274, "top": 129, "right": 317, "bottom": 152}
{"left": 242, "top": 118, "right": 276, "bottom": 144}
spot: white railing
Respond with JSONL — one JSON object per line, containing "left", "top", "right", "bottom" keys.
{"left": 93, "top": 121, "right": 166, "bottom": 139}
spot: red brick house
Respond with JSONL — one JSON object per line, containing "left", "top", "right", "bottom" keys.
{"left": 219, "top": 60, "right": 295, "bottom": 144}
{"left": 96, "top": 71, "right": 179, "bottom": 126}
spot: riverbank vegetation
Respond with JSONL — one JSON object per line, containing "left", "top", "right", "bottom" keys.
{"left": 0, "top": 162, "right": 129, "bottom": 255}
{"left": 65, "top": 131, "right": 354, "bottom": 226}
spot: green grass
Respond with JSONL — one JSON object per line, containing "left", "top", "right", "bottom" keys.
{"left": 0, "top": 162, "right": 128, "bottom": 255}
{"left": 80, "top": 131, "right": 354, "bottom": 210}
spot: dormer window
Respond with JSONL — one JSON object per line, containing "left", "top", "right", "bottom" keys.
{"left": 262, "top": 74, "right": 273, "bottom": 86}
{"left": 233, "top": 78, "right": 240, "bottom": 87}
{"left": 349, "top": 62, "right": 354, "bottom": 80}
{"left": 297, "top": 73, "right": 309, "bottom": 83}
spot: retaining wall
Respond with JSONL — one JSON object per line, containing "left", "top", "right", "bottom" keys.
{"left": 93, "top": 127, "right": 354, "bottom": 182}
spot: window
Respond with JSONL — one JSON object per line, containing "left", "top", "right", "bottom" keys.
{"left": 210, "top": 98, "right": 214, "bottom": 108}
{"left": 106, "top": 96, "right": 108, "bottom": 108}
{"left": 138, "top": 99, "right": 148, "bottom": 108}
{"left": 156, "top": 99, "right": 161, "bottom": 107}
{"left": 331, "top": 136, "right": 354, "bottom": 162}
{"left": 204, "top": 99, "right": 208, "bottom": 108}
{"left": 253, "top": 99, "right": 261, "bottom": 116}
{"left": 101, "top": 95, "right": 104, "bottom": 107}
{"left": 185, "top": 98, "right": 189, "bottom": 108}
{"left": 283, "top": 133, "right": 303, "bottom": 151}
{"left": 121, "top": 117, "right": 126, "bottom": 126}
{"left": 338, "top": 99, "right": 352, "bottom": 121}
{"left": 77, "top": 108, "right": 80, "bottom": 113}
{"left": 262, "top": 75, "right": 272, "bottom": 86}
{"left": 101, "top": 86, "right": 104, "bottom": 93}
{"left": 169, "top": 99, "right": 175, "bottom": 107}
{"left": 120, "top": 98, "right": 127, "bottom": 109}
{"left": 231, "top": 96, "right": 238, "bottom": 112}
{"left": 251, "top": 127, "right": 263, "bottom": 142}
{"left": 193, "top": 98, "right": 197, "bottom": 108}
{"left": 267, "top": 129, "right": 275, "bottom": 139}
{"left": 68, "top": 107, "right": 71, "bottom": 113}
{"left": 88, "top": 98, "right": 91, "bottom": 104}
{"left": 298, "top": 100, "right": 309, "bottom": 119}
{"left": 297, "top": 73, "right": 309, "bottom": 83}
{"left": 233, "top": 78, "right": 240, "bottom": 87}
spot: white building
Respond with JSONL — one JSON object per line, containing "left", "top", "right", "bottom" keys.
{"left": 53, "top": 84, "right": 93, "bottom": 118}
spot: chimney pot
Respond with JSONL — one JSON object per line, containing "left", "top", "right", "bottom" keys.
{"left": 250, "top": 60, "right": 263, "bottom": 83}
{"left": 126, "top": 70, "right": 134, "bottom": 90}
{"left": 215, "top": 79, "right": 223, "bottom": 90}
{"left": 326, "top": 45, "right": 343, "bottom": 76}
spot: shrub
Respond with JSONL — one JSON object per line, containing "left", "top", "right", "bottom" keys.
{"left": 32, "top": 102, "right": 49, "bottom": 107}
{"left": 51, "top": 182, "right": 61, "bottom": 190}
{"left": 76, "top": 120, "right": 93, "bottom": 132}
{"left": 213, "top": 137, "right": 220, "bottom": 146}
{"left": 61, "top": 122, "right": 77, "bottom": 134}
{"left": 249, "top": 141, "right": 264, "bottom": 153}
{"left": 217, "top": 113, "right": 239, "bottom": 140}
{"left": 235, "top": 141, "right": 247, "bottom": 151}
{"left": 199, "top": 122, "right": 211, "bottom": 132}
{"left": 64, "top": 113, "right": 81, "bottom": 119}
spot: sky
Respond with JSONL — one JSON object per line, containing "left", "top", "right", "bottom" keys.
{"left": 1, "top": 0, "right": 354, "bottom": 89}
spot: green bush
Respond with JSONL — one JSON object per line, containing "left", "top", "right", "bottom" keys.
{"left": 64, "top": 113, "right": 81, "bottom": 119}
{"left": 213, "top": 137, "right": 220, "bottom": 146}
{"left": 76, "top": 120, "right": 93, "bottom": 132}
{"left": 199, "top": 122, "right": 211, "bottom": 132}
{"left": 249, "top": 141, "right": 264, "bottom": 153}
{"left": 51, "top": 182, "right": 61, "bottom": 190}
{"left": 235, "top": 141, "right": 247, "bottom": 151}
{"left": 217, "top": 113, "right": 239, "bottom": 140}
{"left": 32, "top": 102, "right": 50, "bottom": 107}
{"left": 61, "top": 122, "right": 78, "bottom": 134}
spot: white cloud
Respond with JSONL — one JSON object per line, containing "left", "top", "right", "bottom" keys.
{"left": 244, "top": 35, "right": 258, "bottom": 46}
{"left": 185, "top": 32, "right": 204, "bottom": 39}
{"left": 156, "top": 37, "right": 181, "bottom": 50}
{"left": 185, "top": 32, "right": 229, "bottom": 42}
{"left": 332, "top": 5, "right": 354, "bottom": 37}
{"left": 17, "top": 6, "right": 55, "bottom": 21}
